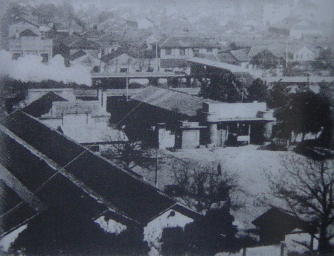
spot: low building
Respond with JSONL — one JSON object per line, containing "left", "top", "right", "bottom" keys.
{"left": 292, "top": 45, "right": 318, "bottom": 62}
{"left": 129, "top": 86, "right": 275, "bottom": 149}
{"left": 0, "top": 111, "right": 199, "bottom": 254}
{"left": 22, "top": 91, "right": 125, "bottom": 150}
{"left": 252, "top": 208, "right": 311, "bottom": 245}
{"left": 9, "top": 27, "right": 53, "bottom": 62}
{"left": 159, "top": 34, "right": 220, "bottom": 72}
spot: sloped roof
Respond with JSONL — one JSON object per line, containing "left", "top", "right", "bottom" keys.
{"left": 70, "top": 50, "right": 87, "bottom": 60}
{"left": 0, "top": 127, "right": 109, "bottom": 235}
{"left": 160, "top": 36, "right": 220, "bottom": 48}
{"left": 131, "top": 86, "right": 208, "bottom": 117}
{"left": 230, "top": 48, "right": 250, "bottom": 62}
{"left": 189, "top": 57, "right": 250, "bottom": 73}
{"left": 22, "top": 92, "right": 68, "bottom": 118}
{"left": 252, "top": 207, "right": 308, "bottom": 232}
{"left": 61, "top": 35, "right": 99, "bottom": 50}
{"left": 19, "top": 29, "right": 38, "bottom": 37}
{"left": 0, "top": 178, "right": 43, "bottom": 237}
{"left": 247, "top": 44, "right": 287, "bottom": 59}
{"left": 216, "top": 52, "right": 239, "bottom": 65}
{"left": 1, "top": 111, "right": 193, "bottom": 225}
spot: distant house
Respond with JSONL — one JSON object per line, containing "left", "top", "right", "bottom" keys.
{"left": 188, "top": 57, "right": 255, "bottom": 87}
{"left": 0, "top": 111, "right": 199, "bottom": 254}
{"left": 292, "top": 45, "right": 317, "bottom": 62}
{"left": 53, "top": 34, "right": 100, "bottom": 66}
{"left": 252, "top": 208, "right": 310, "bottom": 245}
{"left": 9, "top": 20, "right": 53, "bottom": 62}
{"left": 230, "top": 48, "right": 250, "bottom": 67}
{"left": 129, "top": 86, "right": 275, "bottom": 149}
{"left": 159, "top": 35, "right": 220, "bottom": 72}
{"left": 249, "top": 49, "right": 285, "bottom": 70}
{"left": 103, "top": 53, "right": 140, "bottom": 73}
{"left": 70, "top": 50, "right": 101, "bottom": 70}
{"left": 22, "top": 91, "right": 125, "bottom": 150}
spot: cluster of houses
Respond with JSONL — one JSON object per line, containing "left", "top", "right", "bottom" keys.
{"left": 0, "top": 84, "right": 318, "bottom": 254}
{"left": 1, "top": 2, "right": 332, "bottom": 254}
{"left": 6, "top": 8, "right": 332, "bottom": 81}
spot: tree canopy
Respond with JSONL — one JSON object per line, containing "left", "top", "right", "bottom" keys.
{"left": 275, "top": 90, "right": 331, "bottom": 143}
{"left": 267, "top": 155, "right": 334, "bottom": 255}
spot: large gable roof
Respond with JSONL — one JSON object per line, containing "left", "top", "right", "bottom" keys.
{"left": 22, "top": 92, "right": 68, "bottom": 118}
{"left": 130, "top": 86, "right": 207, "bottom": 118}
{"left": 1, "top": 111, "right": 190, "bottom": 226}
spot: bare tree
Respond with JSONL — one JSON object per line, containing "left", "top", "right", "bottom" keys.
{"left": 267, "top": 154, "right": 334, "bottom": 255}
{"left": 173, "top": 162, "right": 240, "bottom": 213}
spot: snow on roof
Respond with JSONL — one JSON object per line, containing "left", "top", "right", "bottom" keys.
{"left": 189, "top": 57, "right": 250, "bottom": 73}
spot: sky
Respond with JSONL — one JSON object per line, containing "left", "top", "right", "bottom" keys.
{"left": 1, "top": 0, "right": 333, "bottom": 24}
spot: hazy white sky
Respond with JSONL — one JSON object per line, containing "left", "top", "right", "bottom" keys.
{"left": 1, "top": 0, "right": 333, "bottom": 23}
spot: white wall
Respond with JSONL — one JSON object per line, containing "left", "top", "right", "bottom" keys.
{"left": 143, "top": 209, "right": 194, "bottom": 255}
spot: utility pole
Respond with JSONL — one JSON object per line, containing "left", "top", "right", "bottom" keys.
{"left": 155, "top": 148, "right": 159, "bottom": 187}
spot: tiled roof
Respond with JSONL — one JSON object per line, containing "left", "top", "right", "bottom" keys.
{"left": 130, "top": 86, "right": 208, "bottom": 117}
{"left": 1, "top": 111, "right": 193, "bottom": 225}
{"left": 230, "top": 48, "right": 250, "bottom": 62}
{"left": 0, "top": 127, "right": 108, "bottom": 229}
{"left": 61, "top": 35, "right": 99, "bottom": 50}
{"left": 216, "top": 52, "right": 239, "bottom": 65}
{"left": 160, "top": 36, "right": 220, "bottom": 48}
{"left": 22, "top": 92, "right": 68, "bottom": 118}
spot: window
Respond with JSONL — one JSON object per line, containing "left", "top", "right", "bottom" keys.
{"left": 207, "top": 48, "right": 213, "bottom": 53}
{"left": 165, "top": 48, "right": 172, "bottom": 55}
{"left": 179, "top": 48, "right": 185, "bottom": 56}
{"left": 120, "top": 68, "right": 127, "bottom": 73}
{"left": 41, "top": 53, "right": 48, "bottom": 63}
{"left": 193, "top": 48, "right": 199, "bottom": 55}
{"left": 12, "top": 53, "right": 21, "bottom": 60}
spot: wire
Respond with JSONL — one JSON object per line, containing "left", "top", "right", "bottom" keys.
{"left": 112, "top": 101, "right": 143, "bottom": 128}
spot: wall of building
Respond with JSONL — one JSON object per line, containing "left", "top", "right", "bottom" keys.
{"left": 293, "top": 47, "right": 316, "bottom": 62}
{"left": 143, "top": 209, "right": 194, "bottom": 255}
{"left": 180, "top": 129, "right": 201, "bottom": 149}
{"left": 9, "top": 36, "right": 53, "bottom": 60}
{"left": 160, "top": 47, "right": 218, "bottom": 59}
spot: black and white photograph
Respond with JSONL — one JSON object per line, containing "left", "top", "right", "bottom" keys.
{"left": 0, "top": 0, "right": 334, "bottom": 255}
